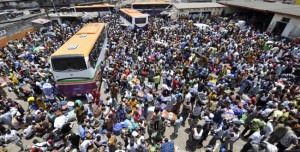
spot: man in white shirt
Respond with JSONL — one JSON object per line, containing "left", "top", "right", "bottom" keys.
{"left": 79, "top": 140, "right": 92, "bottom": 152}
{"left": 192, "top": 125, "right": 203, "bottom": 147}
{"left": 146, "top": 92, "right": 154, "bottom": 104}
{"left": 4, "top": 129, "right": 23, "bottom": 150}
{"left": 184, "top": 92, "right": 192, "bottom": 103}
{"left": 23, "top": 124, "right": 34, "bottom": 139}
{"left": 86, "top": 93, "right": 94, "bottom": 103}
{"left": 263, "top": 120, "right": 274, "bottom": 137}
{"left": 224, "top": 127, "right": 240, "bottom": 152}
{"left": 261, "top": 105, "right": 274, "bottom": 118}
{"left": 172, "top": 116, "right": 183, "bottom": 136}
{"left": 249, "top": 128, "right": 265, "bottom": 144}
{"left": 127, "top": 139, "right": 138, "bottom": 152}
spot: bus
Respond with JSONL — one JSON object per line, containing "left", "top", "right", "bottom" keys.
{"left": 50, "top": 23, "right": 107, "bottom": 97}
{"left": 131, "top": 1, "right": 172, "bottom": 15}
{"left": 119, "top": 8, "right": 148, "bottom": 29}
{"left": 73, "top": 4, "right": 115, "bottom": 16}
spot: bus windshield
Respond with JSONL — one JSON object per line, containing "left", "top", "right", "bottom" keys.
{"left": 135, "top": 18, "right": 146, "bottom": 24}
{"left": 51, "top": 56, "right": 87, "bottom": 72}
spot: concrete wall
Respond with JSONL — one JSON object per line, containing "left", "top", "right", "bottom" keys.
{"left": 267, "top": 13, "right": 300, "bottom": 38}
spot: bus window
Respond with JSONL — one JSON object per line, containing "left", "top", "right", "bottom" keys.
{"left": 89, "top": 53, "right": 96, "bottom": 68}
{"left": 89, "top": 30, "right": 106, "bottom": 68}
{"left": 99, "top": 30, "right": 106, "bottom": 48}
{"left": 52, "top": 56, "right": 87, "bottom": 72}
{"left": 135, "top": 18, "right": 146, "bottom": 24}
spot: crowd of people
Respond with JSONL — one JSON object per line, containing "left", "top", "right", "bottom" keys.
{"left": 0, "top": 11, "right": 300, "bottom": 152}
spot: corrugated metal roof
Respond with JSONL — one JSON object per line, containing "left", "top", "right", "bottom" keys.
{"left": 173, "top": 2, "right": 226, "bottom": 10}
{"left": 219, "top": 1, "right": 300, "bottom": 17}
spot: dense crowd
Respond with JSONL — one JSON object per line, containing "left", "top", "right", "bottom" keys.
{"left": 0, "top": 12, "right": 300, "bottom": 152}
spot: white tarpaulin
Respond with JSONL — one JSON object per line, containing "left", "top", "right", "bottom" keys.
{"left": 31, "top": 18, "right": 51, "bottom": 25}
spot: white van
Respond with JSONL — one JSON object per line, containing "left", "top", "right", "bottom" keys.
{"left": 194, "top": 23, "right": 212, "bottom": 32}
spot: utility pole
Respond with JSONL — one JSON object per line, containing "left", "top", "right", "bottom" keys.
{"left": 51, "top": 0, "right": 57, "bottom": 13}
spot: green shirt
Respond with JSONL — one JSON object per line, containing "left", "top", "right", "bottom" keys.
{"left": 250, "top": 118, "right": 266, "bottom": 131}
{"left": 153, "top": 75, "right": 161, "bottom": 84}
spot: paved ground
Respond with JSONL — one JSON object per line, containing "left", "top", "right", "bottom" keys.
{"left": 3, "top": 81, "right": 247, "bottom": 152}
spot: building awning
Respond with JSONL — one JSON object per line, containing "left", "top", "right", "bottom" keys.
{"left": 173, "top": 3, "right": 226, "bottom": 10}
{"left": 219, "top": 0, "right": 300, "bottom": 18}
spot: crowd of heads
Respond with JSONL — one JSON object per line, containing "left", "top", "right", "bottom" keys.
{"left": 0, "top": 11, "right": 300, "bottom": 152}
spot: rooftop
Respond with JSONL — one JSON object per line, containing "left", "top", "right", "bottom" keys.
{"left": 120, "top": 8, "right": 147, "bottom": 17}
{"left": 0, "top": 13, "right": 45, "bottom": 28}
{"left": 51, "top": 23, "right": 105, "bottom": 58}
{"left": 0, "top": 0, "right": 21, "bottom": 2}
{"left": 173, "top": 2, "right": 226, "bottom": 10}
{"left": 219, "top": 0, "right": 300, "bottom": 18}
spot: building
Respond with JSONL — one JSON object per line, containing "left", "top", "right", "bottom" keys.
{"left": 171, "top": 2, "right": 226, "bottom": 18}
{"left": 36, "top": 0, "right": 107, "bottom": 7}
{"left": 0, "top": 12, "right": 45, "bottom": 47}
{"left": 0, "top": 0, "right": 39, "bottom": 10}
{"left": 219, "top": 0, "right": 300, "bottom": 39}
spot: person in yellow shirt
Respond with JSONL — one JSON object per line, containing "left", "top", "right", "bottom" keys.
{"left": 127, "top": 98, "right": 137, "bottom": 112}
{"left": 8, "top": 72, "right": 19, "bottom": 86}
{"left": 36, "top": 98, "right": 47, "bottom": 110}
{"left": 11, "top": 76, "right": 19, "bottom": 86}
{"left": 27, "top": 96, "right": 35, "bottom": 106}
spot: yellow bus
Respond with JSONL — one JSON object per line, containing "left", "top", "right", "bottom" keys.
{"left": 50, "top": 23, "right": 107, "bottom": 97}
{"left": 119, "top": 8, "right": 148, "bottom": 28}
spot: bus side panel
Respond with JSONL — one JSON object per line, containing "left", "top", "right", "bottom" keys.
{"left": 57, "top": 82, "right": 97, "bottom": 97}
